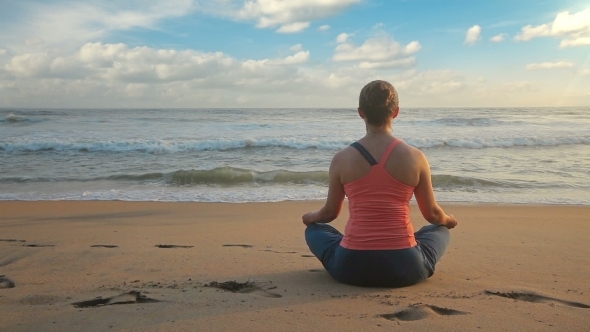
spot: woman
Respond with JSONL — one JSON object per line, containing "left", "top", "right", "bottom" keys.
{"left": 303, "top": 80, "right": 457, "bottom": 287}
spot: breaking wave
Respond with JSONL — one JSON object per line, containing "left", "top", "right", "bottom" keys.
{"left": 1, "top": 135, "right": 589, "bottom": 154}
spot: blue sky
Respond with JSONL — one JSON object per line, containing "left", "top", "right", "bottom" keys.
{"left": 0, "top": 0, "right": 589, "bottom": 108}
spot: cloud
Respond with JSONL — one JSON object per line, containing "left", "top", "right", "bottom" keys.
{"left": 580, "top": 69, "right": 590, "bottom": 76}
{"left": 318, "top": 25, "right": 331, "bottom": 32}
{"left": 359, "top": 58, "right": 416, "bottom": 69}
{"left": 0, "top": 49, "right": 7, "bottom": 56}
{"left": 525, "top": 61, "right": 575, "bottom": 70}
{"left": 514, "top": 8, "right": 590, "bottom": 48}
{"left": 290, "top": 44, "right": 303, "bottom": 52}
{"left": 267, "top": 51, "right": 310, "bottom": 65}
{"left": 490, "top": 33, "right": 506, "bottom": 43}
{"left": 464, "top": 25, "right": 482, "bottom": 45}
{"left": 0, "top": 0, "right": 196, "bottom": 51}
{"left": 336, "top": 33, "right": 351, "bottom": 43}
{"left": 276, "top": 22, "right": 310, "bottom": 33}
{"left": 4, "top": 42, "right": 310, "bottom": 83}
{"left": 5, "top": 53, "right": 51, "bottom": 77}
{"left": 24, "top": 37, "right": 45, "bottom": 46}
{"left": 235, "top": 0, "right": 361, "bottom": 33}
{"left": 497, "top": 81, "right": 539, "bottom": 93}
{"left": 559, "top": 37, "right": 590, "bottom": 48}
{"left": 333, "top": 33, "right": 421, "bottom": 69}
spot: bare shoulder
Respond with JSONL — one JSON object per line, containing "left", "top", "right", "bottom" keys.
{"left": 330, "top": 146, "right": 354, "bottom": 167}
{"left": 395, "top": 140, "right": 427, "bottom": 163}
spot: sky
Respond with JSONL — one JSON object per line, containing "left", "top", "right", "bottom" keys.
{"left": 0, "top": 0, "right": 589, "bottom": 108}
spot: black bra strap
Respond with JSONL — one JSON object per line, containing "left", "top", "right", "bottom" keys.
{"left": 350, "top": 142, "right": 377, "bottom": 166}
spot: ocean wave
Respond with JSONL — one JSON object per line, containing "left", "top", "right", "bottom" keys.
{"left": 0, "top": 138, "right": 349, "bottom": 153}
{"left": 2, "top": 167, "right": 539, "bottom": 191}
{"left": 2, "top": 113, "right": 30, "bottom": 123}
{"left": 404, "top": 117, "right": 511, "bottom": 127}
{"left": 1, "top": 135, "right": 588, "bottom": 154}
{"left": 431, "top": 174, "right": 512, "bottom": 188}
{"left": 0, "top": 113, "right": 48, "bottom": 125}
{"left": 405, "top": 136, "right": 590, "bottom": 149}
{"left": 0, "top": 167, "right": 330, "bottom": 186}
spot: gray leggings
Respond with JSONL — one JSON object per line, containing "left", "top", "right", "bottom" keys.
{"left": 305, "top": 223, "right": 450, "bottom": 287}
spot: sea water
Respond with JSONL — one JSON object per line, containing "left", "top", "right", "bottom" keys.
{"left": 1, "top": 108, "right": 588, "bottom": 204}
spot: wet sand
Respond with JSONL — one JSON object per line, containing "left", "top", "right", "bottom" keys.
{"left": 1, "top": 201, "right": 589, "bottom": 331}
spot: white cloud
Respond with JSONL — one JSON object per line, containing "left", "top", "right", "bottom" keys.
{"left": 490, "top": 33, "right": 506, "bottom": 43}
{"left": 497, "top": 81, "right": 539, "bottom": 93}
{"left": 464, "top": 25, "right": 482, "bottom": 45}
{"left": 514, "top": 8, "right": 590, "bottom": 48}
{"left": 0, "top": 49, "right": 7, "bottom": 56}
{"left": 394, "top": 70, "right": 466, "bottom": 96}
{"left": 560, "top": 37, "right": 590, "bottom": 48}
{"left": 359, "top": 58, "right": 416, "bottom": 69}
{"left": 336, "top": 33, "right": 351, "bottom": 43}
{"left": 333, "top": 33, "right": 421, "bottom": 69}
{"left": 24, "top": 37, "right": 44, "bottom": 46}
{"left": 5, "top": 42, "right": 310, "bottom": 83}
{"left": 276, "top": 21, "right": 310, "bottom": 33}
{"left": 0, "top": 0, "right": 196, "bottom": 51}
{"left": 5, "top": 53, "right": 51, "bottom": 77}
{"left": 267, "top": 51, "right": 310, "bottom": 65}
{"left": 125, "top": 83, "right": 149, "bottom": 97}
{"left": 580, "top": 69, "right": 590, "bottom": 76}
{"left": 0, "top": 82, "right": 17, "bottom": 90}
{"left": 235, "top": 0, "right": 361, "bottom": 32}
{"left": 290, "top": 44, "right": 303, "bottom": 52}
{"left": 318, "top": 25, "right": 331, "bottom": 32}
{"left": 525, "top": 61, "right": 575, "bottom": 70}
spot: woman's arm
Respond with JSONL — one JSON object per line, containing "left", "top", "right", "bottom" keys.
{"left": 413, "top": 151, "right": 457, "bottom": 229}
{"left": 302, "top": 152, "right": 346, "bottom": 226}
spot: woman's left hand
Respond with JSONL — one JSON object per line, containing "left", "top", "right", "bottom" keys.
{"left": 302, "top": 212, "right": 316, "bottom": 226}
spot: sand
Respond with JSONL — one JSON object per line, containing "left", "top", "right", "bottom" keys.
{"left": 0, "top": 201, "right": 589, "bottom": 331}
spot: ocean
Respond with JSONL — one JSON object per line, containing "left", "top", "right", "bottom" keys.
{"left": 1, "top": 108, "right": 589, "bottom": 205}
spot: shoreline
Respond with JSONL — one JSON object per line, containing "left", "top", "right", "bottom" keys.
{"left": 1, "top": 201, "right": 589, "bottom": 331}
{"left": 1, "top": 198, "right": 589, "bottom": 207}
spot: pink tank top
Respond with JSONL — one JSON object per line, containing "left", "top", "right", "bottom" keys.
{"left": 340, "top": 139, "right": 417, "bottom": 250}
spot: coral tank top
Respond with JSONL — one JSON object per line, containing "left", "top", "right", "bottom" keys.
{"left": 340, "top": 139, "right": 417, "bottom": 250}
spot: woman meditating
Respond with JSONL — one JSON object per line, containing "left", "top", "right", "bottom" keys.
{"left": 303, "top": 80, "right": 457, "bottom": 287}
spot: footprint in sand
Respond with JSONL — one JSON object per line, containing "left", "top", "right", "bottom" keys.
{"left": 485, "top": 291, "right": 590, "bottom": 309}
{"left": 301, "top": 254, "right": 315, "bottom": 258}
{"left": 308, "top": 269, "right": 324, "bottom": 273}
{"left": 23, "top": 244, "right": 55, "bottom": 248}
{"left": 0, "top": 276, "right": 16, "bottom": 289}
{"left": 91, "top": 245, "right": 118, "bottom": 248}
{"left": 0, "top": 239, "right": 26, "bottom": 243}
{"left": 205, "top": 280, "right": 282, "bottom": 298}
{"left": 263, "top": 249, "right": 298, "bottom": 254}
{"left": 155, "top": 244, "right": 194, "bottom": 248}
{"left": 380, "top": 304, "right": 469, "bottom": 322}
{"left": 0, "top": 252, "right": 31, "bottom": 268}
{"left": 72, "top": 291, "right": 161, "bottom": 308}
{"left": 222, "top": 244, "right": 253, "bottom": 248}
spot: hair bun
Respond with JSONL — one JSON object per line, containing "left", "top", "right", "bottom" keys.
{"left": 367, "top": 87, "right": 391, "bottom": 107}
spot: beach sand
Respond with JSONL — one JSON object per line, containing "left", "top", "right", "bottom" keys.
{"left": 1, "top": 201, "right": 589, "bottom": 331}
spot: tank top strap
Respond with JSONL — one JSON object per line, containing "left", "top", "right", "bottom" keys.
{"left": 378, "top": 139, "right": 402, "bottom": 166}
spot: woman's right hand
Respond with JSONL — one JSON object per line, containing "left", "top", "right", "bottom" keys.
{"left": 444, "top": 214, "right": 458, "bottom": 229}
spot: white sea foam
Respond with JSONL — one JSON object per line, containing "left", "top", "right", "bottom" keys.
{"left": 2, "top": 135, "right": 588, "bottom": 154}
{"left": 1, "top": 186, "right": 588, "bottom": 205}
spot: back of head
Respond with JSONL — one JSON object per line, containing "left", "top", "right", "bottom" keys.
{"left": 358, "top": 80, "right": 399, "bottom": 126}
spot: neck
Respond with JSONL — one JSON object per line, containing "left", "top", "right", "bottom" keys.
{"left": 365, "top": 123, "right": 393, "bottom": 135}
